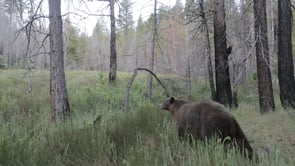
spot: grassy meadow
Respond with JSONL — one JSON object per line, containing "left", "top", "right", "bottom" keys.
{"left": 0, "top": 69, "right": 294, "bottom": 166}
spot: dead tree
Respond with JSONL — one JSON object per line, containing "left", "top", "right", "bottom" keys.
{"left": 109, "top": 0, "right": 117, "bottom": 83}
{"left": 213, "top": 0, "right": 232, "bottom": 107}
{"left": 185, "top": 0, "right": 216, "bottom": 101}
{"left": 96, "top": 0, "right": 117, "bottom": 83}
{"left": 200, "top": 0, "right": 216, "bottom": 101}
{"left": 147, "top": 0, "right": 158, "bottom": 99}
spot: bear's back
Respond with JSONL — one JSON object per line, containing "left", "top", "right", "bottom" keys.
{"left": 178, "top": 100, "right": 231, "bottom": 122}
{"left": 177, "top": 100, "right": 236, "bottom": 140}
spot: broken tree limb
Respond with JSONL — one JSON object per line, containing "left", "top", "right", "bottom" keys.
{"left": 124, "top": 67, "right": 170, "bottom": 111}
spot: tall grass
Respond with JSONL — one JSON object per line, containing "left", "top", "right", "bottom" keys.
{"left": 0, "top": 70, "right": 294, "bottom": 165}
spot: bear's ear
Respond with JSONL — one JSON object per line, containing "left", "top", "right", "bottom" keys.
{"left": 169, "top": 97, "right": 175, "bottom": 103}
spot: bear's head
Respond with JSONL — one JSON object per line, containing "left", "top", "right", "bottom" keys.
{"left": 160, "top": 97, "right": 176, "bottom": 111}
{"left": 160, "top": 96, "right": 189, "bottom": 113}
{"left": 160, "top": 97, "right": 191, "bottom": 123}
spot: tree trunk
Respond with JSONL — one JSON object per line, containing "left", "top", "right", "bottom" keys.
{"left": 184, "top": 21, "right": 191, "bottom": 100}
{"left": 232, "top": 62, "right": 239, "bottom": 108}
{"left": 278, "top": 0, "right": 295, "bottom": 108}
{"left": 109, "top": 0, "right": 117, "bottom": 83}
{"left": 49, "top": 0, "right": 70, "bottom": 121}
{"left": 213, "top": 0, "right": 232, "bottom": 107}
{"left": 239, "top": 0, "right": 248, "bottom": 91}
{"left": 147, "top": 0, "right": 157, "bottom": 99}
{"left": 253, "top": 0, "right": 275, "bottom": 113}
{"left": 266, "top": 0, "right": 275, "bottom": 58}
{"left": 185, "top": 0, "right": 192, "bottom": 100}
{"left": 200, "top": 0, "right": 216, "bottom": 101}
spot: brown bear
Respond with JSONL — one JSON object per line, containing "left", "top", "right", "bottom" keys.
{"left": 160, "top": 97, "right": 253, "bottom": 160}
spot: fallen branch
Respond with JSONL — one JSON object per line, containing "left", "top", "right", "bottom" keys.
{"left": 124, "top": 67, "right": 170, "bottom": 111}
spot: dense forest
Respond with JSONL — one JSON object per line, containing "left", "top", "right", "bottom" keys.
{"left": 0, "top": 0, "right": 295, "bottom": 165}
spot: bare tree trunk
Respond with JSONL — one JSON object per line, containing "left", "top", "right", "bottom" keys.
{"left": 184, "top": 0, "right": 192, "bottom": 100}
{"left": 147, "top": 0, "right": 157, "bottom": 99}
{"left": 254, "top": 0, "right": 275, "bottom": 113}
{"left": 232, "top": 62, "right": 239, "bottom": 108}
{"left": 109, "top": 0, "right": 117, "bottom": 83}
{"left": 213, "top": 0, "right": 232, "bottom": 107}
{"left": 185, "top": 28, "right": 191, "bottom": 100}
{"left": 185, "top": 63, "right": 192, "bottom": 100}
{"left": 278, "top": 0, "right": 295, "bottom": 108}
{"left": 266, "top": 0, "right": 275, "bottom": 60}
{"left": 49, "top": 0, "right": 70, "bottom": 121}
{"left": 7, "top": 1, "right": 14, "bottom": 68}
{"left": 24, "top": 2, "right": 34, "bottom": 96}
{"left": 200, "top": 0, "right": 216, "bottom": 101}
{"left": 240, "top": 0, "right": 248, "bottom": 90}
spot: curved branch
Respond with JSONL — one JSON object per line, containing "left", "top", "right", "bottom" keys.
{"left": 137, "top": 67, "right": 170, "bottom": 96}
{"left": 124, "top": 67, "right": 170, "bottom": 111}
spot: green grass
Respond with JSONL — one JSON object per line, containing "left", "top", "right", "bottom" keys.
{"left": 0, "top": 69, "right": 294, "bottom": 166}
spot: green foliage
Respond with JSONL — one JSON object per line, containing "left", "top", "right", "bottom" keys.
{"left": 117, "top": 0, "right": 134, "bottom": 34}
{"left": 0, "top": 70, "right": 294, "bottom": 165}
{"left": 0, "top": 55, "right": 5, "bottom": 69}
{"left": 64, "top": 18, "right": 89, "bottom": 68}
{"left": 252, "top": 72, "right": 257, "bottom": 81}
{"left": 93, "top": 19, "right": 109, "bottom": 38}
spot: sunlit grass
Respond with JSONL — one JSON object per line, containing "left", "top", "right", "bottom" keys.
{"left": 0, "top": 69, "right": 294, "bottom": 165}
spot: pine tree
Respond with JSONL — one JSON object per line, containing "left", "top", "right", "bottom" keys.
{"left": 64, "top": 18, "right": 88, "bottom": 68}
{"left": 117, "top": 0, "right": 134, "bottom": 35}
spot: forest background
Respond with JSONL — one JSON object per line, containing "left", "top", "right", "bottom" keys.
{"left": 0, "top": 0, "right": 274, "bottom": 78}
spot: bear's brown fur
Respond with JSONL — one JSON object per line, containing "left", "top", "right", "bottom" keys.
{"left": 160, "top": 97, "right": 253, "bottom": 160}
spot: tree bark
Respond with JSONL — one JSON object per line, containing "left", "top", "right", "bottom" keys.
{"left": 254, "top": 0, "right": 275, "bottom": 113}
{"left": 278, "top": 0, "right": 295, "bottom": 108}
{"left": 213, "top": 0, "right": 232, "bottom": 107}
{"left": 49, "top": 0, "right": 70, "bottom": 121}
{"left": 109, "top": 0, "right": 117, "bottom": 83}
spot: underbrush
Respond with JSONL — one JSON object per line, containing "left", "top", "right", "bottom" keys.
{"left": 0, "top": 70, "right": 294, "bottom": 165}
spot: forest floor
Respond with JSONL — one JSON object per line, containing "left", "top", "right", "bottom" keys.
{"left": 0, "top": 69, "right": 294, "bottom": 166}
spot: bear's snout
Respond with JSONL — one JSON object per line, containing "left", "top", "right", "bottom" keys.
{"left": 159, "top": 102, "right": 169, "bottom": 110}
